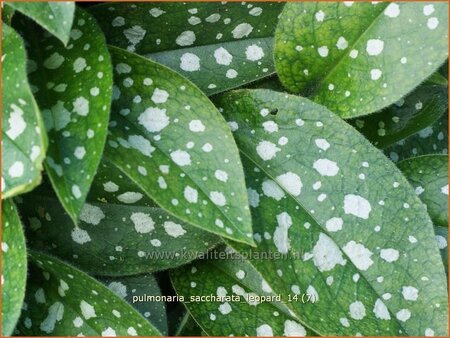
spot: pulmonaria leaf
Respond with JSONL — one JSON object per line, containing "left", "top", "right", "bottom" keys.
{"left": 6, "top": 1, "right": 75, "bottom": 45}
{"left": 171, "top": 248, "right": 313, "bottom": 336}
{"left": 16, "top": 8, "right": 113, "bottom": 223}
{"left": 435, "top": 226, "right": 448, "bottom": 274}
{"left": 1, "top": 200, "right": 27, "bottom": 336}
{"left": 15, "top": 251, "right": 161, "bottom": 336}
{"left": 2, "top": 6, "right": 15, "bottom": 25}
{"left": 89, "top": 1, "right": 284, "bottom": 95}
{"left": 214, "top": 89, "right": 448, "bottom": 336}
{"left": 2, "top": 24, "right": 47, "bottom": 199}
{"left": 101, "top": 274, "right": 168, "bottom": 335}
{"left": 104, "top": 46, "right": 253, "bottom": 245}
{"left": 350, "top": 82, "right": 448, "bottom": 149}
{"left": 385, "top": 112, "right": 448, "bottom": 162}
{"left": 19, "top": 161, "right": 221, "bottom": 276}
{"left": 275, "top": 2, "right": 449, "bottom": 118}
{"left": 397, "top": 155, "right": 448, "bottom": 227}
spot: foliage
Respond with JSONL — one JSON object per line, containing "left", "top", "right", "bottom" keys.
{"left": 1, "top": 2, "right": 448, "bottom": 337}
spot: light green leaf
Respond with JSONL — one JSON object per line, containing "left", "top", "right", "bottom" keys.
{"left": 105, "top": 46, "right": 253, "bottom": 245}
{"left": 275, "top": 2, "right": 448, "bottom": 118}
{"left": 384, "top": 111, "right": 448, "bottom": 162}
{"left": 2, "top": 24, "right": 47, "bottom": 199}
{"left": 15, "top": 251, "right": 161, "bottom": 336}
{"left": 6, "top": 1, "right": 75, "bottom": 45}
{"left": 17, "top": 9, "right": 113, "bottom": 223}
{"left": 351, "top": 82, "right": 447, "bottom": 148}
{"left": 1, "top": 200, "right": 27, "bottom": 336}
{"left": 214, "top": 89, "right": 448, "bottom": 336}
{"left": 101, "top": 274, "right": 168, "bottom": 335}
{"left": 171, "top": 247, "right": 313, "bottom": 336}
{"left": 89, "top": 2, "right": 284, "bottom": 95}
{"left": 435, "top": 226, "right": 448, "bottom": 274}
{"left": 19, "top": 161, "right": 221, "bottom": 276}
{"left": 397, "top": 155, "right": 448, "bottom": 227}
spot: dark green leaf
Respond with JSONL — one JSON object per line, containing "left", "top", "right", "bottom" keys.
{"left": 2, "top": 6, "right": 15, "bottom": 25}
{"left": 19, "top": 161, "right": 221, "bottom": 276}
{"left": 350, "top": 82, "right": 447, "bottom": 148}
{"left": 6, "top": 1, "right": 75, "bottom": 45}
{"left": 101, "top": 274, "right": 168, "bottom": 335}
{"left": 397, "top": 155, "right": 448, "bottom": 227}
{"left": 89, "top": 2, "right": 284, "bottom": 95}
{"left": 435, "top": 226, "right": 448, "bottom": 274}
{"left": 275, "top": 2, "right": 448, "bottom": 118}
{"left": 2, "top": 24, "right": 47, "bottom": 199}
{"left": 214, "top": 89, "right": 448, "bottom": 336}
{"left": 105, "top": 46, "right": 254, "bottom": 245}
{"left": 1, "top": 199, "right": 27, "bottom": 336}
{"left": 171, "top": 309, "right": 204, "bottom": 337}
{"left": 17, "top": 8, "right": 113, "bottom": 223}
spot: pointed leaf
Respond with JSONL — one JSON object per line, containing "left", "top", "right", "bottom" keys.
{"left": 2, "top": 24, "right": 47, "bottom": 199}
{"left": 214, "top": 89, "right": 448, "bottom": 336}
{"left": 1, "top": 200, "right": 27, "bottom": 336}
{"left": 15, "top": 251, "right": 161, "bottom": 336}
{"left": 397, "top": 155, "right": 448, "bottom": 227}
{"left": 6, "top": 1, "right": 75, "bottom": 45}
{"left": 101, "top": 274, "right": 168, "bottom": 335}
{"left": 19, "top": 161, "right": 221, "bottom": 276}
{"left": 351, "top": 82, "right": 447, "bottom": 148}
{"left": 105, "top": 46, "right": 253, "bottom": 245}
{"left": 275, "top": 2, "right": 448, "bottom": 118}
{"left": 89, "top": 2, "right": 283, "bottom": 95}
{"left": 17, "top": 9, "right": 113, "bottom": 223}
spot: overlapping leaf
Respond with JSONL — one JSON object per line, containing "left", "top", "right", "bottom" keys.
{"left": 1, "top": 200, "right": 27, "bottom": 336}
{"left": 6, "top": 1, "right": 75, "bottom": 45}
{"left": 89, "top": 1, "right": 283, "bottom": 95}
{"left": 104, "top": 47, "right": 253, "bottom": 245}
{"left": 20, "top": 161, "right": 221, "bottom": 276}
{"left": 15, "top": 251, "right": 161, "bottom": 336}
{"left": 398, "top": 155, "right": 448, "bottom": 227}
{"left": 2, "top": 24, "right": 47, "bottom": 199}
{"left": 275, "top": 2, "right": 448, "bottom": 118}
{"left": 213, "top": 89, "right": 448, "bottom": 336}
{"left": 351, "top": 82, "right": 448, "bottom": 148}
{"left": 16, "top": 9, "right": 113, "bottom": 223}
{"left": 101, "top": 274, "right": 168, "bottom": 335}
{"left": 171, "top": 247, "right": 312, "bottom": 336}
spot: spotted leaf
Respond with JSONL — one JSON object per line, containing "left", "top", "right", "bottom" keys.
{"left": 104, "top": 46, "right": 253, "bottom": 245}
{"left": 171, "top": 247, "right": 313, "bottom": 336}
{"left": 2, "top": 24, "right": 47, "bottom": 199}
{"left": 275, "top": 2, "right": 448, "bottom": 118}
{"left": 19, "top": 161, "right": 221, "bottom": 276}
{"left": 1, "top": 200, "right": 27, "bottom": 336}
{"left": 15, "top": 251, "right": 161, "bottom": 336}
{"left": 351, "top": 81, "right": 448, "bottom": 149}
{"left": 435, "top": 226, "right": 448, "bottom": 274}
{"left": 101, "top": 274, "right": 168, "bottom": 335}
{"left": 398, "top": 155, "right": 448, "bottom": 227}
{"left": 6, "top": 1, "right": 75, "bottom": 45}
{"left": 16, "top": 9, "right": 113, "bottom": 223}
{"left": 214, "top": 89, "right": 448, "bottom": 336}
{"left": 89, "top": 1, "right": 283, "bottom": 95}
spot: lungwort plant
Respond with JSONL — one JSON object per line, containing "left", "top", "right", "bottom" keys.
{"left": 1, "top": 1, "right": 449, "bottom": 337}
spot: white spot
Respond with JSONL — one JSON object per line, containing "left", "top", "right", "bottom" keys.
{"left": 149, "top": 8, "right": 165, "bottom": 17}
{"left": 170, "top": 150, "right": 191, "bottom": 166}
{"left": 315, "top": 10, "right": 325, "bottom": 22}
{"left": 123, "top": 25, "right": 146, "bottom": 45}
{"left": 249, "top": 7, "right": 263, "bottom": 16}
{"left": 440, "top": 184, "right": 448, "bottom": 195}
{"left": 436, "top": 235, "right": 447, "bottom": 249}
{"left": 73, "top": 57, "right": 87, "bottom": 73}
{"left": 313, "top": 159, "right": 339, "bottom": 176}
{"left": 232, "top": 23, "right": 253, "bottom": 39}
{"left": 396, "top": 309, "right": 411, "bottom": 322}
{"left": 176, "top": 31, "right": 196, "bottom": 46}
{"left": 275, "top": 172, "right": 302, "bottom": 196}
{"left": 423, "top": 4, "right": 435, "bottom": 16}
{"left": 214, "top": 170, "right": 228, "bottom": 182}
{"left": 318, "top": 46, "right": 329, "bottom": 57}
{"left": 6, "top": 104, "right": 26, "bottom": 140}
{"left": 315, "top": 139, "right": 330, "bottom": 151}
{"left": 370, "top": 69, "right": 382, "bottom": 80}
{"left": 163, "top": 221, "right": 186, "bottom": 238}
{"left": 73, "top": 97, "right": 89, "bottom": 116}
{"left": 245, "top": 44, "right": 265, "bottom": 61}
{"left": 342, "top": 241, "right": 374, "bottom": 271}
{"left": 8, "top": 161, "right": 24, "bottom": 178}
{"left": 180, "top": 53, "right": 200, "bottom": 71}
{"left": 184, "top": 186, "right": 198, "bottom": 203}
{"left": 380, "top": 248, "right": 399, "bottom": 262}
{"left": 189, "top": 120, "right": 205, "bottom": 132}
{"left": 101, "top": 327, "right": 116, "bottom": 337}
{"left": 343, "top": 194, "right": 372, "bottom": 219}
{"left": 326, "top": 217, "right": 343, "bottom": 232}
{"left": 73, "top": 317, "right": 83, "bottom": 328}
{"left": 311, "top": 233, "right": 346, "bottom": 272}
{"left": 384, "top": 3, "right": 400, "bottom": 17}
{"left": 80, "top": 300, "right": 96, "bottom": 319}
{"left": 366, "top": 39, "right": 384, "bottom": 56}
{"left": 130, "top": 212, "right": 155, "bottom": 233}
{"left": 273, "top": 212, "right": 292, "bottom": 254}
{"left": 349, "top": 301, "right": 366, "bottom": 320}
{"left": 425, "top": 328, "right": 435, "bottom": 336}
{"left": 117, "top": 192, "right": 143, "bottom": 204}
{"left": 236, "top": 270, "right": 245, "bottom": 279}
{"left": 402, "top": 286, "right": 419, "bottom": 301}
{"left": 206, "top": 13, "right": 221, "bottom": 22}
{"left": 43, "top": 53, "right": 65, "bottom": 69}
{"left": 71, "top": 228, "right": 91, "bottom": 244}
{"left": 210, "top": 191, "right": 227, "bottom": 206}
{"left": 103, "top": 181, "right": 119, "bottom": 192}
{"left": 256, "top": 141, "right": 280, "bottom": 161}
{"left": 256, "top": 324, "right": 273, "bottom": 337}
{"left": 40, "top": 302, "right": 64, "bottom": 333}
{"left": 138, "top": 107, "right": 169, "bottom": 133}
{"left": 262, "top": 121, "right": 278, "bottom": 133}
{"left": 427, "top": 17, "right": 439, "bottom": 30}
{"left": 74, "top": 146, "right": 86, "bottom": 160}
{"left": 373, "top": 299, "right": 391, "bottom": 320}
{"left": 350, "top": 49, "right": 359, "bottom": 58}
{"left": 336, "top": 36, "right": 348, "bottom": 50}
{"left": 218, "top": 302, "right": 232, "bottom": 315}
{"left": 214, "top": 47, "right": 233, "bottom": 65}
{"left": 262, "top": 180, "right": 285, "bottom": 201}
{"left": 72, "top": 185, "right": 82, "bottom": 199}
{"left": 151, "top": 88, "right": 169, "bottom": 104}
{"left": 79, "top": 204, "right": 105, "bottom": 225}
{"left": 226, "top": 69, "right": 238, "bottom": 79}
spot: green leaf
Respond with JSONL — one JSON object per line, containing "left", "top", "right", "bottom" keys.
{"left": 397, "top": 155, "right": 448, "bottom": 227}
{"left": 15, "top": 251, "right": 161, "bottom": 336}
{"left": 214, "top": 89, "right": 448, "bottom": 336}
{"left": 89, "top": 2, "right": 284, "bottom": 95}
{"left": 275, "top": 2, "right": 449, "bottom": 118}
{"left": 350, "top": 82, "right": 447, "bottom": 148}
{"left": 385, "top": 111, "right": 448, "bottom": 162}
{"left": 435, "top": 226, "right": 448, "bottom": 274}
{"left": 1, "top": 199, "right": 27, "bottom": 336}
{"left": 101, "top": 274, "right": 168, "bottom": 335}
{"left": 2, "top": 24, "right": 47, "bottom": 199}
{"left": 170, "top": 308, "right": 204, "bottom": 337}
{"left": 105, "top": 46, "right": 253, "bottom": 245}
{"left": 171, "top": 248, "right": 313, "bottom": 336}
{"left": 6, "top": 1, "right": 74, "bottom": 45}
{"left": 2, "top": 6, "right": 15, "bottom": 25}
{"left": 19, "top": 161, "right": 221, "bottom": 276}
{"left": 17, "top": 8, "right": 113, "bottom": 223}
